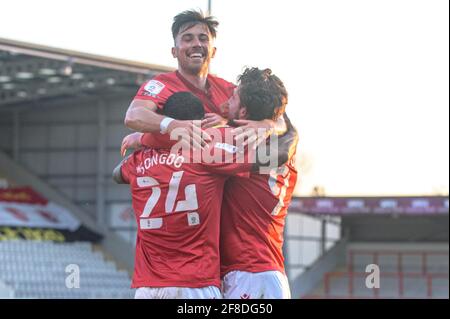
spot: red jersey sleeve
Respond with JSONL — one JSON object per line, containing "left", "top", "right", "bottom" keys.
{"left": 133, "top": 76, "right": 174, "bottom": 111}
{"left": 120, "top": 153, "right": 137, "bottom": 184}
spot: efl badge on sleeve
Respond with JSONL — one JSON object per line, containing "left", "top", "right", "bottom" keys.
{"left": 144, "top": 80, "right": 165, "bottom": 97}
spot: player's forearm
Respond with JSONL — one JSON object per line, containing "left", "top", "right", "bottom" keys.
{"left": 124, "top": 104, "right": 165, "bottom": 133}
{"left": 124, "top": 99, "right": 167, "bottom": 133}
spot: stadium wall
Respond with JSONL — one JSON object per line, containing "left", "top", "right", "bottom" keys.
{"left": 0, "top": 92, "right": 142, "bottom": 269}
{"left": 0, "top": 95, "right": 136, "bottom": 237}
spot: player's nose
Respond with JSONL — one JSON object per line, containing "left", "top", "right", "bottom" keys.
{"left": 192, "top": 36, "right": 202, "bottom": 47}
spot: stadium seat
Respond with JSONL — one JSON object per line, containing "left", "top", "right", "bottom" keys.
{"left": 0, "top": 240, "right": 133, "bottom": 299}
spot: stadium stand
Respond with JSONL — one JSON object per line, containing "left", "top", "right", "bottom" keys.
{"left": 0, "top": 38, "right": 174, "bottom": 299}
{"left": 0, "top": 240, "right": 133, "bottom": 299}
{"left": 289, "top": 197, "right": 449, "bottom": 299}
{"left": 0, "top": 184, "right": 134, "bottom": 299}
{"left": 307, "top": 243, "right": 449, "bottom": 299}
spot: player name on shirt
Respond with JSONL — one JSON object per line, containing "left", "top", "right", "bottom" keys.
{"left": 136, "top": 151, "right": 185, "bottom": 174}
{"left": 134, "top": 140, "right": 250, "bottom": 175}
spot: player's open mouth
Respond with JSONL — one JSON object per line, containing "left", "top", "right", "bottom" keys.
{"left": 188, "top": 52, "right": 205, "bottom": 60}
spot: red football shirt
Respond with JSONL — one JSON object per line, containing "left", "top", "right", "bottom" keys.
{"left": 134, "top": 71, "right": 235, "bottom": 116}
{"left": 135, "top": 71, "right": 235, "bottom": 148}
{"left": 121, "top": 127, "right": 253, "bottom": 289}
{"left": 220, "top": 152, "right": 298, "bottom": 277}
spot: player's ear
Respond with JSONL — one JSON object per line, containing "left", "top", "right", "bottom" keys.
{"left": 273, "top": 105, "right": 285, "bottom": 120}
{"left": 221, "top": 101, "right": 230, "bottom": 118}
{"left": 211, "top": 47, "right": 217, "bottom": 59}
{"left": 171, "top": 47, "right": 177, "bottom": 58}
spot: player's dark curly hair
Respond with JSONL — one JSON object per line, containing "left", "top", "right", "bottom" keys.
{"left": 172, "top": 10, "right": 219, "bottom": 41}
{"left": 163, "top": 92, "right": 205, "bottom": 120}
{"left": 237, "top": 67, "right": 288, "bottom": 121}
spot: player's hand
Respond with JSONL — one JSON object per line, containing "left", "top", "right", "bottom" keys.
{"left": 201, "top": 113, "right": 228, "bottom": 128}
{"left": 121, "top": 132, "right": 143, "bottom": 157}
{"left": 232, "top": 119, "right": 275, "bottom": 149}
{"left": 167, "top": 119, "right": 212, "bottom": 151}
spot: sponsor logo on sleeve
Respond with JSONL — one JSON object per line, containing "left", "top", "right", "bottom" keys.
{"left": 143, "top": 80, "right": 165, "bottom": 97}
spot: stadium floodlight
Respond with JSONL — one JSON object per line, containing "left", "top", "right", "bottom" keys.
{"left": 86, "top": 81, "right": 95, "bottom": 89}
{"left": 15, "top": 72, "right": 34, "bottom": 79}
{"left": 71, "top": 73, "right": 84, "bottom": 80}
{"left": 39, "top": 68, "right": 57, "bottom": 76}
{"left": 47, "top": 76, "right": 61, "bottom": 83}
{"left": 61, "top": 64, "right": 72, "bottom": 76}
{"left": 0, "top": 75, "right": 11, "bottom": 83}
{"left": 61, "top": 58, "right": 74, "bottom": 76}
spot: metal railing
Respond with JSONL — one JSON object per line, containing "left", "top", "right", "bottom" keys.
{"left": 322, "top": 271, "right": 448, "bottom": 299}
{"left": 314, "top": 250, "right": 449, "bottom": 299}
{"left": 348, "top": 249, "right": 449, "bottom": 275}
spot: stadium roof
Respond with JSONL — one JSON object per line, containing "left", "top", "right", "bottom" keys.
{"left": 0, "top": 37, "right": 174, "bottom": 109}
